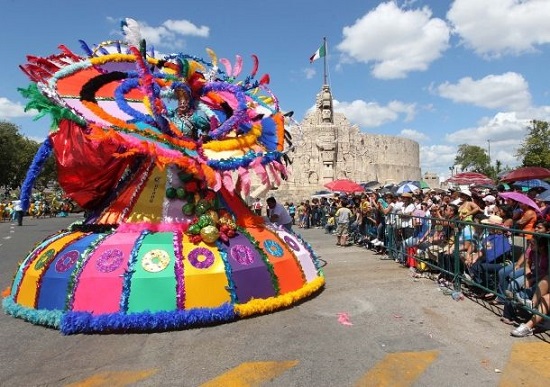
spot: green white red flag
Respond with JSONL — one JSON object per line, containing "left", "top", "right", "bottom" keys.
{"left": 309, "top": 41, "right": 326, "bottom": 63}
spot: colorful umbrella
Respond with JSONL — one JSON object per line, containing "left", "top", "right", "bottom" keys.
{"left": 501, "top": 167, "right": 550, "bottom": 182}
{"left": 499, "top": 191, "right": 541, "bottom": 213}
{"left": 446, "top": 172, "right": 493, "bottom": 185}
{"left": 396, "top": 182, "right": 420, "bottom": 194}
{"left": 324, "top": 179, "right": 365, "bottom": 193}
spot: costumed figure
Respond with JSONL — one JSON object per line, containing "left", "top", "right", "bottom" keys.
{"left": 2, "top": 19, "right": 324, "bottom": 334}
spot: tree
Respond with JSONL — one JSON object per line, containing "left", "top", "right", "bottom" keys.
{"left": 0, "top": 121, "right": 56, "bottom": 191}
{"left": 516, "top": 120, "right": 550, "bottom": 168}
{"left": 454, "top": 144, "right": 490, "bottom": 174}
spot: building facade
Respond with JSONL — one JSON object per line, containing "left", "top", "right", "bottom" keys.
{"left": 257, "top": 85, "right": 421, "bottom": 203}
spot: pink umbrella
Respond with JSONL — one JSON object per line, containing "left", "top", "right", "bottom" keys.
{"left": 499, "top": 192, "right": 541, "bottom": 213}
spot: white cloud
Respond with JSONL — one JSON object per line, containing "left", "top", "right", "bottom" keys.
{"left": 337, "top": 1, "right": 450, "bottom": 79}
{"left": 420, "top": 144, "right": 457, "bottom": 178}
{"left": 303, "top": 68, "right": 316, "bottom": 80}
{"left": 333, "top": 99, "right": 416, "bottom": 127}
{"left": 436, "top": 72, "right": 531, "bottom": 110}
{"left": 400, "top": 128, "right": 428, "bottom": 142}
{"left": 0, "top": 98, "right": 35, "bottom": 119}
{"left": 112, "top": 18, "right": 209, "bottom": 49}
{"left": 448, "top": 0, "right": 550, "bottom": 58}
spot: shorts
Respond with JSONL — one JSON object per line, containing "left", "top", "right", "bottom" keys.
{"left": 336, "top": 223, "right": 349, "bottom": 236}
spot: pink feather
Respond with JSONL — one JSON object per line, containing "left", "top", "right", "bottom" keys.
{"left": 209, "top": 116, "right": 220, "bottom": 131}
{"left": 222, "top": 170, "right": 235, "bottom": 192}
{"left": 232, "top": 55, "right": 243, "bottom": 77}
{"left": 212, "top": 172, "right": 222, "bottom": 192}
{"left": 268, "top": 164, "right": 281, "bottom": 186}
{"left": 271, "top": 160, "right": 288, "bottom": 179}
{"left": 219, "top": 58, "right": 232, "bottom": 76}
{"left": 250, "top": 157, "right": 269, "bottom": 186}
{"left": 337, "top": 313, "right": 353, "bottom": 326}
{"left": 237, "top": 166, "right": 251, "bottom": 197}
{"left": 250, "top": 54, "right": 259, "bottom": 77}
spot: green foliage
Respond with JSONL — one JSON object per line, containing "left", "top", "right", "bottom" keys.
{"left": 0, "top": 121, "right": 56, "bottom": 190}
{"left": 516, "top": 120, "right": 550, "bottom": 168}
{"left": 454, "top": 144, "right": 490, "bottom": 174}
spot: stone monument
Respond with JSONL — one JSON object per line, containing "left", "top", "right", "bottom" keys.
{"left": 253, "top": 84, "right": 421, "bottom": 203}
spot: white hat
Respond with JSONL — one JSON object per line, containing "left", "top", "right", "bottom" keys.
{"left": 483, "top": 195, "right": 496, "bottom": 203}
{"left": 460, "top": 189, "right": 472, "bottom": 197}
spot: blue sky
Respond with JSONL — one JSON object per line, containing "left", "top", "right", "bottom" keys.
{"left": 1, "top": 0, "right": 550, "bottom": 180}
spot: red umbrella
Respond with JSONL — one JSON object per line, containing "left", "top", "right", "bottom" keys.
{"left": 324, "top": 179, "right": 365, "bottom": 193}
{"left": 500, "top": 167, "right": 550, "bottom": 182}
{"left": 499, "top": 191, "right": 541, "bottom": 213}
{"left": 446, "top": 172, "right": 493, "bottom": 185}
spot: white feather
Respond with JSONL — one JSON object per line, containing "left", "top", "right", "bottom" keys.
{"left": 121, "top": 18, "right": 142, "bottom": 47}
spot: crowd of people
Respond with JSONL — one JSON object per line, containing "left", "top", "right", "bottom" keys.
{"left": 0, "top": 194, "right": 76, "bottom": 224}
{"left": 253, "top": 185, "right": 550, "bottom": 338}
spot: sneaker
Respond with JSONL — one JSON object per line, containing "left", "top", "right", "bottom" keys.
{"left": 510, "top": 323, "right": 534, "bottom": 337}
{"left": 374, "top": 240, "right": 385, "bottom": 247}
{"left": 371, "top": 238, "right": 380, "bottom": 245}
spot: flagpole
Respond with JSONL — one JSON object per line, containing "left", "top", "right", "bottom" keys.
{"left": 323, "top": 37, "right": 327, "bottom": 85}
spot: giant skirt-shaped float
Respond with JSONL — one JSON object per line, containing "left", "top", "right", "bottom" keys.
{"left": 3, "top": 164, "right": 324, "bottom": 334}
{"left": 2, "top": 22, "right": 325, "bottom": 334}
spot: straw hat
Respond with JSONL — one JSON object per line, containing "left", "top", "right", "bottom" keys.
{"left": 481, "top": 215, "right": 503, "bottom": 226}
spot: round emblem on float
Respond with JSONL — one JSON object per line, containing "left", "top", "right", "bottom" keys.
{"left": 263, "top": 239, "right": 284, "bottom": 257}
{"left": 55, "top": 250, "right": 80, "bottom": 273}
{"left": 230, "top": 245, "right": 254, "bottom": 265}
{"left": 283, "top": 235, "right": 301, "bottom": 251}
{"left": 141, "top": 249, "right": 171, "bottom": 273}
{"left": 96, "top": 249, "right": 124, "bottom": 273}
{"left": 188, "top": 247, "right": 215, "bottom": 269}
{"left": 34, "top": 249, "right": 56, "bottom": 270}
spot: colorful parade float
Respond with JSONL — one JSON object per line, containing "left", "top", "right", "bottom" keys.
{"left": 2, "top": 19, "right": 324, "bottom": 334}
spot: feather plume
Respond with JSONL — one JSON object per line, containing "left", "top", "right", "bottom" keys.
{"left": 237, "top": 167, "right": 251, "bottom": 197}
{"left": 268, "top": 164, "right": 281, "bottom": 186}
{"left": 250, "top": 158, "right": 269, "bottom": 186}
{"left": 121, "top": 18, "right": 142, "bottom": 48}
{"left": 205, "top": 48, "right": 218, "bottom": 67}
{"left": 259, "top": 74, "right": 270, "bottom": 85}
{"left": 222, "top": 170, "right": 235, "bottom": 192}
{"left": 219, "top": 58, "right": 232, "bottom": 76}
{"left": 250, "top": 54, "right": 259, "bottom": 77}
{"left": 233, "top": 55, "right": 243, "bottom": 77}
{"left": 212, "top": 172, "right": 222, "bottom": 192}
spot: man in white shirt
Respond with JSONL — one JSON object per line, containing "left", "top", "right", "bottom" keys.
{"left": 266, "top": 197, "right": 293, "bottom": 231}
{"left": 12, "top": 199, "right": 23, "bottom": 226}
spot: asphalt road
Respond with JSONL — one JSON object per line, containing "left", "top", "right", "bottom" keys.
{"left": 0, "top": 216, "right": 548, "bottom": 386}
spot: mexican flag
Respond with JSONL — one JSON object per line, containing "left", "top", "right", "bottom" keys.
{"left": 309, "top": 41, "right": 326, "bottom": 63}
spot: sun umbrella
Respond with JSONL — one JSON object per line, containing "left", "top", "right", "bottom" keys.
{"left": 536, "top": 190, "right": 550, "bottom": 202}
{"left": 499, "top": 191, "right": 541, "bottom": 213}
{"left": 510, "top": 179, "right": 550, "bottom": 190}
{"left": 446, "top": 172, "right": 493, "bottom": 185}
{"left": 500, "top": 167, "right": 550, "bottom": 182}
{"left": 324, "top": 179, "right": 365, "bottom": 193}
{"left": 396, "top": 182, "right": 420, "bottom": 194}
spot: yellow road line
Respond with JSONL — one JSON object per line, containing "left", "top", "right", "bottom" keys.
{"left": 355, "top": 350, "right": 439, "bottom": 387}
{"left": 200, "top": 360, "right": 299, "bottom": 387}
{"left": 499, "top": 342, "right": 550, "bottom": 386}
{"left": 66, "top": 369, "right": 158, "bottom": 387}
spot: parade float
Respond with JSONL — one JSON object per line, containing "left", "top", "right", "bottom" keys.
{"left": 2, "top": 19, "right": 324, "bottom": 334}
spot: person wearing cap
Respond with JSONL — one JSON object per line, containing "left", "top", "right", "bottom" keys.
{"left": 457, "top": 189, "right": 480, "bottom": 222}
{"left": 482, "top": 194, "right": 497, "bottom": 217}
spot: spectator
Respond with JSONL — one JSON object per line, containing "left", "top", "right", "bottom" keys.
{"left": 252, "top": 198, "right": 263, "bottom": 216}
{"left": 266, "top": 197, "right": 293, "bottom": 231}
{"left": 334, "top": 200, "right": 352, "bottom": 246}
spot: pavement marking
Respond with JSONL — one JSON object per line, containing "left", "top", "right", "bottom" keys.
{"left": 3, "top": 236, "right": 11, "bottom": 240}
{"left": 355, "top": 350, "right": 439, "bottom": 387}
{"left": 65, "top": 369, "right": 158, "bottom": 387}
{"left": 200, "top": 360, "right": 299, "bottom": 387}
{"left": 499, "top": 342, "right": 550, "bottom": 386}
